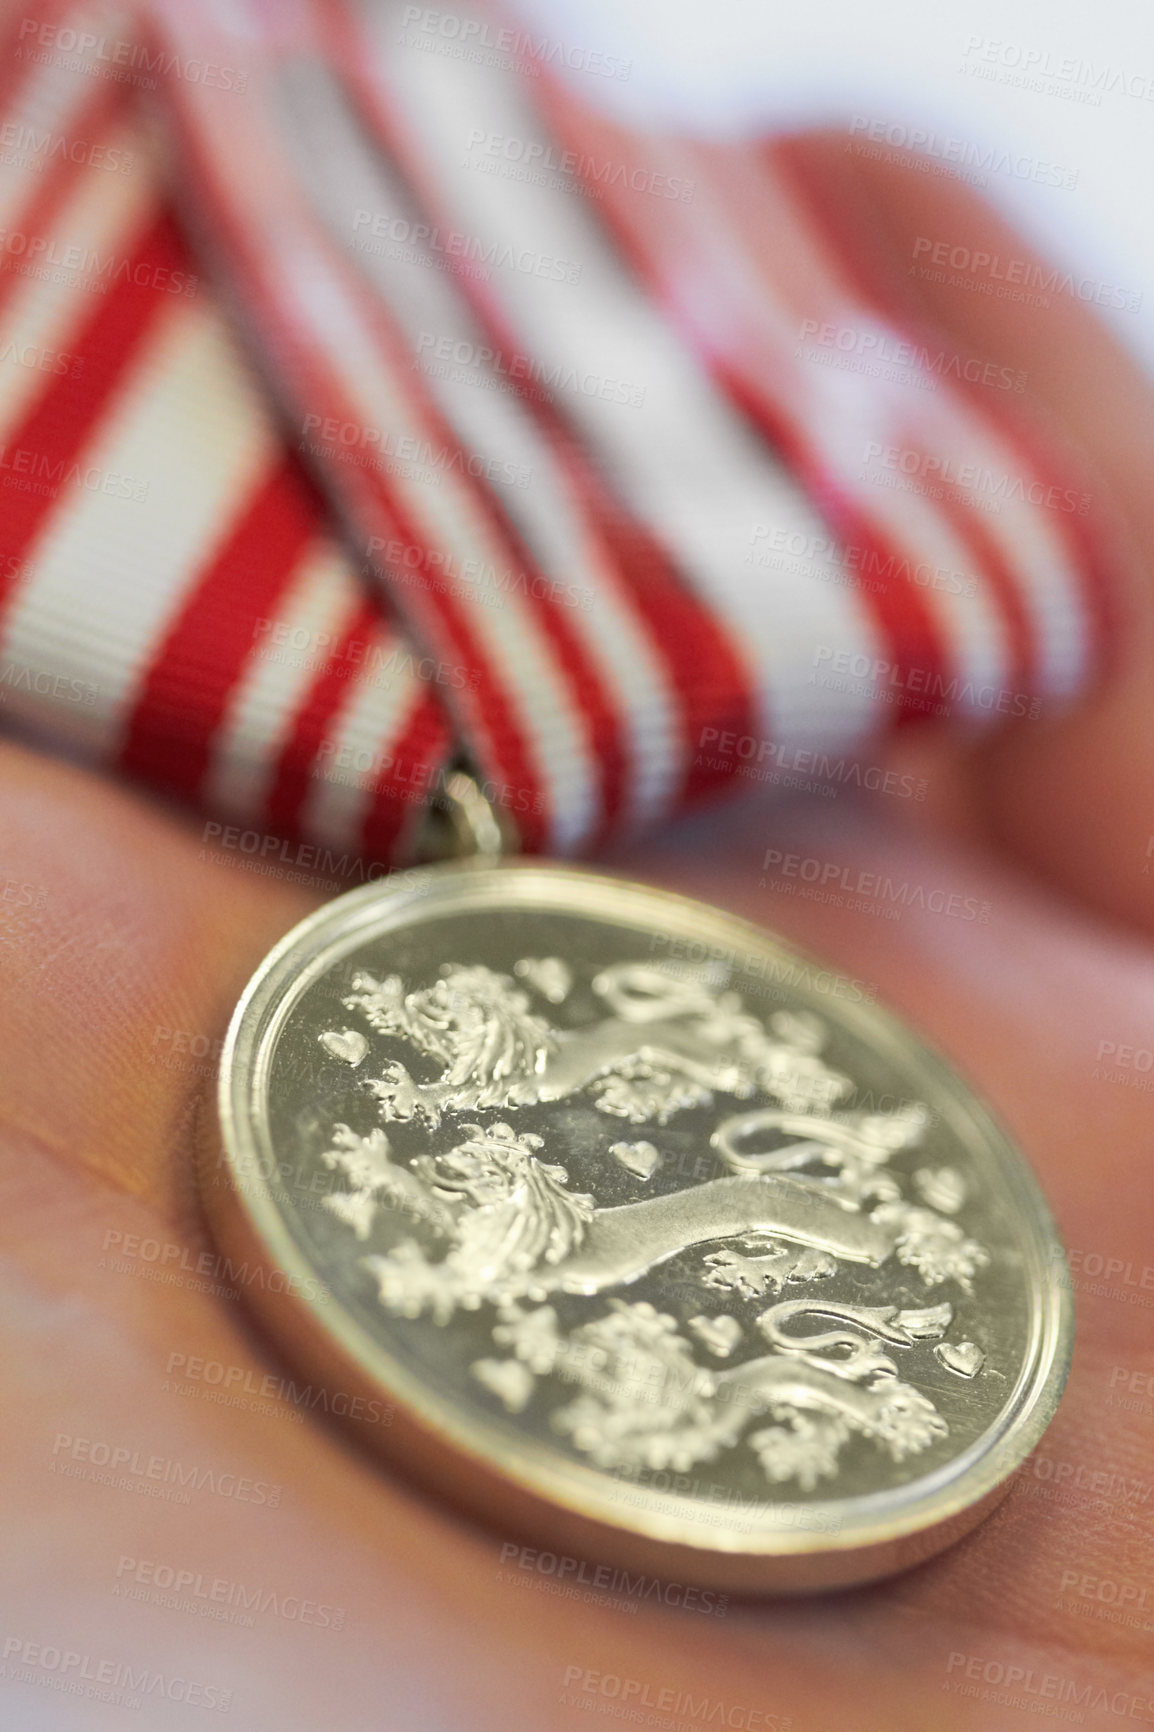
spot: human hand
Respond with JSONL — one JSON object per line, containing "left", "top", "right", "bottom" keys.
{"left": 2, "top": 133, "right": 1152, "bottom": 1732}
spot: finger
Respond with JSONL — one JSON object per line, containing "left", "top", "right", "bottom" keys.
{"left": 776, "top": 128, "right": 1154, "bottom": 937}
{"left": 0, "top": 737, "right": 317, "bottom": 1218}
{"left": 3, "top": 738, "right": 1150, "bottom": 1724}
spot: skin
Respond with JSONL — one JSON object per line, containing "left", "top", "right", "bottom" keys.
{"left": 1, "top": 134, "right": 1153, "bottom": 1730}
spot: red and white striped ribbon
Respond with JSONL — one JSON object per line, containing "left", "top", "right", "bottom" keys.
{"left": 0, "top": 0, "right": 1115, "bottom": 863}
{"left": 0, "top": 1, "right": 451, "bottom": 864}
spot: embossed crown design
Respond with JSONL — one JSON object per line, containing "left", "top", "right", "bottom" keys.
{"left": 315, "top": 957, "right": 990, "bottom": 1490}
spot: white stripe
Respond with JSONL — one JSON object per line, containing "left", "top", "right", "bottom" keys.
{"left": 655, "top": 148, "right": 1082, "bottom": 713}
{"left": 334, "top": 309, "right": 601, "bottom": 840}
{"left": 277, "top": 56, "right": 680, "bottom": 826}
{"left": 747, "top": 155, "right": 1092, "bottom": 701}
{"left": 287, "top": 235, "right": 601, "bottom": 848}
{"left": 154, "top": 33, "right": 602, "bottom": 851}
{"left": 326, "top": 323, "right": 600, "bottom": 846}
{"left": 0, "top": 25, "right": 115, "bottom": 217}
{"left": 902, "top": 388, "right": 1091, "bottom": 700}
{"left": 0, "top": 114, "right": 158, "bottom": 441}
{"left": 0, "top": 298, "right": 274, "bottom": 758}
{"left": 300, "top": 619, "right": 425, "bottom": 850}
{"left": 572, "top": 134, "right": 1023, "bottom": 722}
{"left": 356, "top": 4, "right": 890, "bottom": 755}
{"left": 634, "top": 143, "right": 1015, "bottom": 712}
{"left": 206, "top": 538, "right": 365, "bottom": 821}
{"left": 802, "top": 355, "right": 1012, "bottom": 706}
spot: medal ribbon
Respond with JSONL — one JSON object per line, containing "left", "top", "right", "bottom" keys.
{"left": 0, "top": 0, "right": 1115, "bottom": 862}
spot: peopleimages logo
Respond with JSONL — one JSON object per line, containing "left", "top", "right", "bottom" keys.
{"left": 0, "top": 225, "right": 197, "bottom": 295}
{"left": 1, "top": 1636, "right": 232, "bottom": 1712}
{"left": 696, "top": 726, "right": 927, "bottom": 800}
{"left": 811, "top": 645, "right": 1042, "bottom": 720}
{"left": 848, "top": 115, "right": 1078, "bottom": 188}
{"left": 561, "top": 1667, "right": 791, "bottom": 1730}
{"left": 797, "top": 318, "right": 1025, "bottom": 393}
{"left": 910, "top": 236, "right": 1142, "bottom": 312}
{"left": 0, "top": 658, "right": 96, "bottom": 705}
{"left": 252, "top": 615, "right": 479, "bottom": 691}
{"left": 300, "top": 412, "right": 531, "bottom": 490}
{"left": 944, "top": 1651, "right": 1154, "bottom": 1720}
{"left": 16, "top": 17, "right": 248, "bottom": 92}
{"left": 414, "top": 329, "right": 645, "bottom": 407}
{"left": 352, "top": 209, "right": 581, "bottom": 284}
{"left": 747, "top": 523, "right": 979, "bottom": 596}
{"left": 200, "top": 821, "right": 393, "bottom": 886}
{"left": 0, "top": 335, "right": 83, "bottom": 377}
{"left": 0, "top": 443, "right": 149, "bottom": 502}
{"left": 50, "top": 1433, "right": 282, "bottom": 1508}
{"left": 761, "top": 848, "right": 990, "bottom": 923}
{"left": 962, "top": 35, "right": 1154, "bottom": 102}
{"left": 0, "top": 118, "right": 134, "bottom": 174}
{"left": 164, "top": 1352, "right": 391, "bottom": 1427}
{"left": 1057, "top": 1565, "right": 1154, "bottom": 1626}
{"left": 364, "top": 532, "right": 593, "bottom": 613}
{"left": 464, "top": 128, "right": 695, "bottom": 201}
{"left": 860, "top": 438, "right": 1092, "bottom": 514}
{"left": 114, "top": 1556, "right": 346, "bottom": 1630}
{"left": 499, "top": 1544, "right": 728, "bottom": 1616}
{"left": 399, "top": 6, "right": 633, "bottom": 80}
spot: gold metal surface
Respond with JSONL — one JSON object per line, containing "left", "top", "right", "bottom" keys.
{"left": 202, "top": 861, "right": 1073, "bottom": 1592}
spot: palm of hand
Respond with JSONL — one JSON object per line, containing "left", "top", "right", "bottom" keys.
{"left": 4, "top": 130, "right": 1154, "bottom": 1732}
{"left": 1, "top": 725, "right": 1151, "bottom": 1732}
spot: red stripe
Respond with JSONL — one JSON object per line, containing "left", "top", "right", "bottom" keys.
{"left": 538, "top": 99, "right": 949, "bottom": 726}
{"left": 147, "top": 21, "right": 551, "bottom": 842}
{"left": 567, "top": 475, "right": 757, "bottom": 806}
{"left": 155, "top": 61, "right": 552, "bottom": 850}
{"left": 327, "top": 435, "right": 550, "bottom": 849}
{"left": 360, "top": 686, "right": 452, "bottom": 865}
{"left": 449, "top": 486, "right": 626, "bottom": 849}
{"left": 326, "top": 0, "right": 632, "bottom": 834}
{"left": 0, "top": 0, "right": 73, "bottom": 116}
{"left": 0, "top": 82, "right": 128, "bottom": 324}
{"left": 726, "top": 141, "right": 1033, "bottom": 705}
{"left": 118, "top": 453, "right": 321, "bottom": 795}
{"left": 345, "top": 455, "right": 550, "bottom": 851}
{"left": 727, "top": 365, "right": 949, "bottom": 725}
{"left": 523, "top": 84, "right": 951, "bottom": 725}
{"left": 264, "top": 598, "right": 380, "bottom": 839}
{"left": 770, "top": 132, "right": 1115, "bottom": 687}
{"left": 922, "top": 470, "right": 1035, "bottom": 699}
{"left": 324, "top": 213, "right": 626, "bottom": 845}
{"left": 331, "top": 8, "right": 757, "bottom": 818}
{"left": 0, "top": 209, "right": 184, "bottom": 614}
{"left": 977, "top": 405, "right": 1120, "bottom": 686}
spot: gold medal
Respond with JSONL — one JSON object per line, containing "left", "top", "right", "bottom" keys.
{"left": 202, "top": 840, "right": 1071, "bottom": 1592}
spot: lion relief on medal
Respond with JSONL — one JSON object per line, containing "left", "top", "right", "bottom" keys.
{"left": 315, "top": 957, "right": 991, "bottom": 1490}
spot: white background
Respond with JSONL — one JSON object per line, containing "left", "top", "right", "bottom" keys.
{"left": 519, "top": 0, "right": 1154, "bottom": 369}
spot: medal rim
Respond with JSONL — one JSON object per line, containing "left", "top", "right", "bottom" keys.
{"left": 205, "top": 860, "right": 1073, "bottom": 1587}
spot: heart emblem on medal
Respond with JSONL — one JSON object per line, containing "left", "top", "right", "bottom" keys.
{"left": 319, "top": 1028, "right": 368, "bottom": 1067}
{"left": 688, "top": 1315, "right": 744, "bottom": 1358}
{"left": 609, "top": 1140, "right": 661, "bottom": 1180}
{"left": 914, "top": 1166, "right": 966, "bottom": 1214}
{"left": 471, "top": 1357, "right": 535, "bottom": 1413}
{"left": 935, "top": 1341, "right": 984, "bottom": 1378}
{"left": 513, "top": 956, "right": 573, "bottom": 1003}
